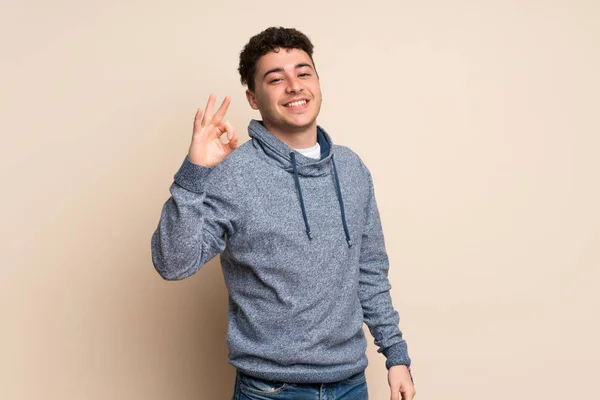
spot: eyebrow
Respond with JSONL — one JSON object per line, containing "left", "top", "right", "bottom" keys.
{"left": 263, "top": 63, "right": 314, "bottom": 79}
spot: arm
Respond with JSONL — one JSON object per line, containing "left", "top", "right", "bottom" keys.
{"left": 358, "top": 166, "right": 412, "bottom": 369}
{"left": 358, "top": 167, "right": 416, "bottom": 399}
{"left": 150, "top": 157, "right": 236, "bottom": 280}
{"left": 151, "top": 94, "right": 239, "bottom": 280}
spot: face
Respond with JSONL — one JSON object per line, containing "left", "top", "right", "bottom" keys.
{"left": 246, "top": 48, "right": 322, "bottom": 136}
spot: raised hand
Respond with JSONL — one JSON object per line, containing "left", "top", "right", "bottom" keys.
{"left": 188, "top": 94, "right": 239, "bottom": 167}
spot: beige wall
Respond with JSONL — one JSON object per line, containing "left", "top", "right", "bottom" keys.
{"left": 2, "top": 0, "right": 599, "bottom": 398}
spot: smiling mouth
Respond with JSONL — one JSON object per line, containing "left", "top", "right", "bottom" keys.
{"left": 284, "top": 99, "right": 308, "bottom": 108}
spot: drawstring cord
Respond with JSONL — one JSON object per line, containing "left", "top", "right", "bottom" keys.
{"left": 290, "top": 152, "right": 313, "bottom": 240}
{"left": 331, "top": 155, "right": 353, "bottom": 248}
{"left": 290, "top": 152, "right": 353, "bottom": 248}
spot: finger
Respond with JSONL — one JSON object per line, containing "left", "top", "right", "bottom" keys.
{"left": 228, "top": 130, "right": 239, "bottom": 149}
{"left": 401, "top": 388, "right": 416, "bottom": 400}
{"left": 228, "top": 132, "right": 239, "bottom": 149}
{"left": 219, "top": 121, "right": 234, "bottom": 141}
{"left": 211, "top": 96, "right": 231, "bottom": 126}
{"left": 193, "top": 107, "right": 203, "bottom": 133}
{"left": 201, "top": 94, "right": 216, "bottom": 126}
{"left": 220, "top": 121, "right": 239, "bottom": 148}
{"left": 390, "top": 386, "right": 400, "bottom": 400}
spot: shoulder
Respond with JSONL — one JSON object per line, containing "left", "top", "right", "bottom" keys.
{"left": 215, "top": 140, "right": 255, "bottom": 170}
{"left": 332, "top": 144, "right": 373, "bottom": 180}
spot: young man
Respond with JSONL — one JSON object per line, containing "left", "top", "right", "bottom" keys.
{"left": 151, "top": 27, "right": 416, "bottom": 400}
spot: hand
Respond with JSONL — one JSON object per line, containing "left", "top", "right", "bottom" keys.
{"left": 188, "top": 94, "right": 239, "bottom": 167}
{"left": 388, "top": 365, "right": 416, "bottom": 400}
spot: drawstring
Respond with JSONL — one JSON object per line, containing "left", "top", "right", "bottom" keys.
{"left": 289, "top": 152, "right": 353, "bottom": 248}
{"left": 332, "top": 155, "right": 353, "bottom": 248}
{"left": 290, "top": 152, "right": 313, "bottom": 240}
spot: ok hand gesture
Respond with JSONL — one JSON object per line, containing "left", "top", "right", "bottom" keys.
{"left": 188, "top": 94, "right": 239, "bottom": 167}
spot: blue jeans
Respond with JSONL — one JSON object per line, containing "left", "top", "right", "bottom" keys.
{"left": 232, "top": 370, "right": 368, "bottom": 400}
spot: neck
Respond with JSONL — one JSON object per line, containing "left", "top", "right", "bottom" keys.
{"left": 262, "top": 121, "right": 318, "bottom": 149}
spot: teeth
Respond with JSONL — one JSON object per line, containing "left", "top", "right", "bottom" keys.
{"left": 286, "top": 100, "right": 307, "bottom": 107}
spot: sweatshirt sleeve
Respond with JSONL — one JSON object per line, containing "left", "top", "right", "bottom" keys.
{"left": 358, "top": 167, "right": 412, "bottom": 370}
{"left": 151, "top": 156, "right": 237, "bottom": 280}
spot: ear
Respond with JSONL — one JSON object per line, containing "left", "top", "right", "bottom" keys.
{"left": 246, "top": 89, "right": 259, "bottom": 110}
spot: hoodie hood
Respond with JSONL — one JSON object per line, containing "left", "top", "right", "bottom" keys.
{"left": 247, "top": 119, "right": 353, "bottom": 247}
{"left": 248, "top": 119, "right": 334, "bottom": 177}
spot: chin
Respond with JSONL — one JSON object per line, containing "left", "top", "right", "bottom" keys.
{"left": 286, "top": 119, "right": 317, "bottom": 131}
{"left": 285, "top": 112, "right": 318, "bottom": 128}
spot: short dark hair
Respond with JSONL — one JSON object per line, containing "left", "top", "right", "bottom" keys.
{"left": 238, "top": 27, "right": 315, "bottom": 92}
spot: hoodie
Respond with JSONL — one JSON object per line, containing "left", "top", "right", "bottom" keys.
{"left": 151, "top": 119, "right": 411, "bottom": 383}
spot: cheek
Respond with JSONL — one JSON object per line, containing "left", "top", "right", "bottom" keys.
{"left": 258, "top": 89, "right": 280, "bottom": 106}
{"left": 256, "top": 95, "right": 281, "bottom": 115}
{"left": 309, "top": 83, "right": 322, "bottom": 98}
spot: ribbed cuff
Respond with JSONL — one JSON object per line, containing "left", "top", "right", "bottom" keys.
{"left": 382, "top": 341, "right": 411, "bottom": 369}
{"left": 173, "top": 156, "right": 213, "bottom": 193}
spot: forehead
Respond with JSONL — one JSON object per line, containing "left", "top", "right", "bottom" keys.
{"left": 256, "top": 48, "right": 314, "bottom": 72}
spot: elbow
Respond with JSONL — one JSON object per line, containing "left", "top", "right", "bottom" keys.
{"left": 152, "top": 255, "right": 197, "bottom": 281}
{"left": 150, "top": 233, "right": 199, "bottom": 281}
{"left": 154, "top": 263, "right": 185, "bottom": 281}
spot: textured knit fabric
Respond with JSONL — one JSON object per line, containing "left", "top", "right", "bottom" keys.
{"left": 151, "top": 119, "right": 411, "bottom": 383}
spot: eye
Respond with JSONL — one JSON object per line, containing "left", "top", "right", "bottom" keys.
{"left": 269, "top": 77, "right": 283, "bottom": 84}
{"left": 299, "top": 72, "right": 311, "bottom": 78}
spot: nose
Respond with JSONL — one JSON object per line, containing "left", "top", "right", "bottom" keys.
{"left": 285, "top": 76, "right": 302, "bottom": 93}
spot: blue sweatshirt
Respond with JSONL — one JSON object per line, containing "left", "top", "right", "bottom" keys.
{"left": 151, "top": 120, "right": 411, "bottom": 383}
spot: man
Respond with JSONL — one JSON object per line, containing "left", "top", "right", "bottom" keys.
{"left": 151, "top": 27, "right": 416, "bottom": 400}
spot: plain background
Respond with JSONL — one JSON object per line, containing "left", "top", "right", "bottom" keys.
{"left": 2, "top": 0, "right": 599, "bottom": 399}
